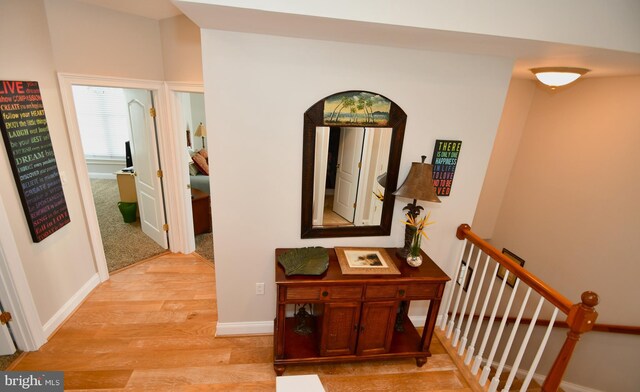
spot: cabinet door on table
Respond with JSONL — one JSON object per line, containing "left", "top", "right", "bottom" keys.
{"left": 319, "top": 302, "right": 361, "bottom": 356}
{"left": 356, "top": 300, "right": 399, "bottom": 356}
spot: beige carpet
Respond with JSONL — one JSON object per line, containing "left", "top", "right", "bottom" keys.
{"left": 90, "top": 179, "right": 167, "bottom": 272}
{"left": 90, "top": 179, "right": 214, "bottom": 269}
{"left": 0, "top": 351, "right": 21, "bottom": 371}
{"left": 195, "top": 232, "right": 214, "bottom": 263}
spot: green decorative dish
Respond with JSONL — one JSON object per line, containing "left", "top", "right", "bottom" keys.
{"left": 278, "top": 247, "right": 329, "bottom": 276}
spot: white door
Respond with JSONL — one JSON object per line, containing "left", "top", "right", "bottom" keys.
{"left": 333, "top": 127, "right": 365, "bottom": 221}
{"left": 0, "top": 301, "right": 16, "bottom": 356}
{"left": 125, "top": 89, "right": 168, "bottom": 248}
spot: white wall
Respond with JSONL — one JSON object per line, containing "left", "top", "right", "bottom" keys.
{"left": 178, "top": 0, "right": 640, "bottom": 54}
{"left": 486, "top": 76, "right": 640, "bottom": 391}
{"left": 189, "top": 93, "right": 206, "bottom": 151}
{"left": 86, "top": 159, "right": 126, "bottom": 179}
{"left": 0, "top": 0, "right": 98, "bottom": 330}
{"left": 43, "top": 0, "right": 165, "bottom": 80}
{"left": 160, "top": 15, "right": 203, "bottom": 83}
{"left": 201, "top": 29, "right": 513, "bottom": 328}
{"left": 472, "top": 79, "right": 535, "bottom": 238}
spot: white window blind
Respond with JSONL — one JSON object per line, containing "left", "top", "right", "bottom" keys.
{"left": 72, "top": 85, "right": 130, "bottom": 160}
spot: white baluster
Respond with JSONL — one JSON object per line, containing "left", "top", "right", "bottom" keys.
{"left": 468, "top": 262, "right": 500, "bottom": 368}
{"left": 447, "top": 244, "right": 474, "bottom": 338}
{"left": 488, "top": 377, "right": 500, "bottom": 392}
{"left": 459, "top": 255, "right": 490, "bottom": 358}
{"left": 520, "top": 307, "right": 559, "bottom": 391}
{"left": 455, "top": 249, "right": 483, "bottom": 353}
{"left": 480, "top": 273, "right": 519, "bottom": 385}
{"left": 464, "top": 255, "right": 497, "bottom": 365}
{"left": 440, "top": 239, "right": 468, "bottom": 330}
{"left": 502, "top": 296, "right": 545, "bottom": 392}
{"left": 489, "top": 287, "right": 531, "bottom": 391}
{"left": 472, "top": 263, "right": 509, "bottom": 376}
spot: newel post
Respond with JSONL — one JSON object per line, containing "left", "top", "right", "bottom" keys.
{"left": 542, "top": 291, "right": 599, "bottom": 392}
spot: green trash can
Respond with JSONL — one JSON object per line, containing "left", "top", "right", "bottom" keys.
{"left": 117, "top": 202, "right": 137, "bottom": 223}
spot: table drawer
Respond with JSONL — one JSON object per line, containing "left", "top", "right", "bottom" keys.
{"left": 365, "top": 284, "right": 403, "bottom": 299}
{"left": 285, "top": 285, "right": 363, "bottom": 301}
{"left": 286, "top": 286, "right": 322, "bottom": 301}
{"left": 405, "top": 283, "right": 438, "bottom": 299}
{"left": 365, "top": 283, "right": 439, "bottom": 300}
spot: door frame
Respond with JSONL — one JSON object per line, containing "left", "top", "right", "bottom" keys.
{"left": 164, "top": 82, "right": 205, "bottom": 254}
{"left": 57, "top": 73, "right": 185, "bottom": 281}
{"left": 0, "top": 197, "right": 47, "bottom": 351}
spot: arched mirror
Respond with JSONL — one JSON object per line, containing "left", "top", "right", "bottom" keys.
{"left": 301, "top": 91, "right": 406, "bottom": 238}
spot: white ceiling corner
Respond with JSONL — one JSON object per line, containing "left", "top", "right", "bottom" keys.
{"left": 74, "top": 0, "right": 183, "bottom": 20}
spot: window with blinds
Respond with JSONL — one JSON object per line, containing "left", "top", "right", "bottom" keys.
{"left": 72, "top": 85, "right": 130, "bottom": 160}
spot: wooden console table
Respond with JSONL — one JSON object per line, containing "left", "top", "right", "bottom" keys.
{"left": 274, "top": 248, "right": 450, "bottom": 375}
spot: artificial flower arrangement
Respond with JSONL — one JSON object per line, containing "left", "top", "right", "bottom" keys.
{"left": 402, "top": 211, "right": 435, "bottom": 259}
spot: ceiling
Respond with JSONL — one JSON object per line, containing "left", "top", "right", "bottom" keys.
{"left": 76, "top": 0, "right": 640, "bottom": 80}
{"left": 75, "top": 0, "right": 183, "bottom": 21}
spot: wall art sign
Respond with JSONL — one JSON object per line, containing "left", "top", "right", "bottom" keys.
{"left": 431, "top": 139, "right": 462, "bottom": 196}
{"left": 0, "top": 80, "right": 70, "bottom": 242}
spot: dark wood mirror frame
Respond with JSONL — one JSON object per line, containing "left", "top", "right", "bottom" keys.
{"left": 301, "top": 90, "right": 407, "bottom": 238}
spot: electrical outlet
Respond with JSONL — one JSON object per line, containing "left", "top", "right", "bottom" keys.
{"left": 255, "top": 283, "right": 265, "bottom": 295}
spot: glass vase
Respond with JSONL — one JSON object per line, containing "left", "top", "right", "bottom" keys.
{"left": 406, "top": 233, "right": 423, "bottom": 267}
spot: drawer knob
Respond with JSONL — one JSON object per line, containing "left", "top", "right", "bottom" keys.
{"left": 322, "top": 291, "right": 329, "bottom": 297}
{"left": 398, "top": 289, "right": 406, "bottom": 296}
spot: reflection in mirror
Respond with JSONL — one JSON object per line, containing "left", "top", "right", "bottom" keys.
{"left": 301, "top": 90, "right": 406, "bottom": 238}
{"left": 313, "top": 127, "right": 391, "bottom": 228}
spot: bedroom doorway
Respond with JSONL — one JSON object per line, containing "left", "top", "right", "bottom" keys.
{"left": 67, "top": 84, "right": 169, "bottom": 272}
{"left": 171, "top": 88, "right": 213, "bottom": 262}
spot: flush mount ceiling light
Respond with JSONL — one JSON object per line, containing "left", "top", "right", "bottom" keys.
{"left": 530, "top": 67, "right": 590, "bottom": 88}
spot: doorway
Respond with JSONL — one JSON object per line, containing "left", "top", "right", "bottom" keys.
{"left": 0, "top": 298, "right": 19, "bottom": 370}
{"left": 314, "top": 126, "right": 391, "bottom": 228}
{"left": 70, "top": 84, "right": 169, "bottom": 272}
{"left": 170, "top": 86, "right": 213, "bottom": 262}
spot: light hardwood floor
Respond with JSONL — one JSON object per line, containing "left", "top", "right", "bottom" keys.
{"left": 9, "top": 253, "right": 470, "bottom": 391}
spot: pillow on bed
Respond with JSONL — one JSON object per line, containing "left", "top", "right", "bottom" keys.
{"left": 192, "top": 153, "right": 209, "bottom": 175}
{"left": 198, "top": 148, "right": 208, "bottom": 160}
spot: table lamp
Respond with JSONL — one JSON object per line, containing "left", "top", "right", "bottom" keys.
{"left": 392, "top": 155, "right": 441, "bottom": 258}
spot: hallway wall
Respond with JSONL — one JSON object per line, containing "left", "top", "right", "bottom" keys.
{"left": 484, "top": 76, "right": 640, "bottom": 391}
{"left": 0, "top": 0, "right": 97, "bottom": 331}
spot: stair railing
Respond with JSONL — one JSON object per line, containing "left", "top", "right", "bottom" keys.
{"left": 438, "top": 224, "right": 599, "bottom": 392}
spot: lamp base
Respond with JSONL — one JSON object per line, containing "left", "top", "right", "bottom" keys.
{"left": 396, "top": 224, "right": 416, "bottom": 259}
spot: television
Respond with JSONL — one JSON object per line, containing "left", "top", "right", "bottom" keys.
{"left": 125, "top": 141, "right": 133, "bottom": 168}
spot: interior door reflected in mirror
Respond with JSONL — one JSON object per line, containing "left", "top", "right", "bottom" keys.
{"left": 313, "top": 126, "right": 391, "bottom": 228}
{"left": 302, "top": 91, "right": 406, "bottom": 238}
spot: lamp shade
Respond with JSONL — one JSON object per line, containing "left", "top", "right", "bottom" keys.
{"left": 530, "top": 67, "right": 589, "bottom": 88}
{"left": 376, "top": 172, "right": 387, "bottom": 188}
{"left": 393, "top": 161, "right": 441, "bottom": 203}
{"left": 194, "top": 122, "right": 207, "bottom": 137}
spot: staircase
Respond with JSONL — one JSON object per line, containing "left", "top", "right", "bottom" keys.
{"left": 437, "top": 224, "right": 598, "bottom": 392}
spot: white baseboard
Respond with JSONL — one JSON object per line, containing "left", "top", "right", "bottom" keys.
{"left": 486, "top": 359, "right": 602, "bottom": 392}
{"left": 409, "top": 314, "right": 440, "bottom": 328}
{"left": 557, "top": 380, "right": 603, "bottom": 392}
{"left": 42, "top": 273, "right": 100, "bottom": 337}
{"left": 216, "top": 320, "right": 273, "bottom": 336}
{"left": 89, "top": 172, "right": 116, "bottom": 180}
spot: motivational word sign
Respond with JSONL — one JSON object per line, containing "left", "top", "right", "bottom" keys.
{"left": 0, "top": 80, "right": 70, "bottom": 242}
{"left": 431, "top": 139, "right": 462, "bottom": 196}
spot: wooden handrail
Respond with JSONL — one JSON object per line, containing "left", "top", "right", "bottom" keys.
{"left": 455, "top": 224, "right": 599, "bottom": 391}
{"left": 457, "top": 224, "right": 573, "bottom": 314}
